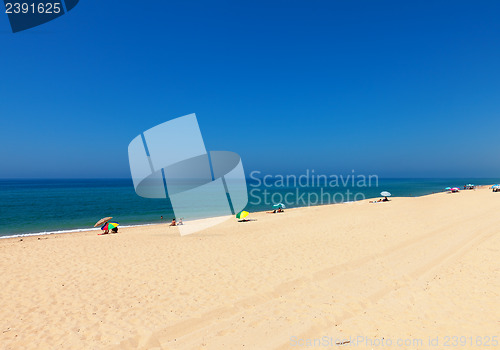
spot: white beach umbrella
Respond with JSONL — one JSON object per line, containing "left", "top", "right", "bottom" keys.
{"left": 380, "top": 191, "right": 391, "bottom": 197}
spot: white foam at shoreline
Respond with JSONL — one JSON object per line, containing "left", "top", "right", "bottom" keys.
{"left": 1, "top": 213, "right": 253, "bottom": 239}
{"left": 0, "top": 223, "right": 159, "bottom": 240}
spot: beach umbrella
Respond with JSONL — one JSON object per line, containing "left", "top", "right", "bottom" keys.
{"left": 236, "top": 211, "right": 249, "bottom": 219}
{"left": 452, "top": 187, "right": 460, "bottom": 192}
{"left": 272, "top": 203, "right": 286, "bottom": 209}
{"left": 94, "top": 216, "right": 112, "bottom": 227}
{"left": 380, "top": 191, "right": 391, "bottom": 197}
{"left": 445, "top": 187, "right": 452, "bottom": 191}
{"left": 101, "top": 222, "right": 119, "bottom": 231}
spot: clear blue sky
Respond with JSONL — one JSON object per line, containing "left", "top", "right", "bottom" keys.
{"left": 1, "top": 0, "right": 499, "bottom": 178}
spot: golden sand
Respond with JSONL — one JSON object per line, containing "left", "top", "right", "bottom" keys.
{"left": 0, "top": 187, "right": 499, "bottom": 349}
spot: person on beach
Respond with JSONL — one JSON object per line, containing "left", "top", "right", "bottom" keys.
{"left": 170, "top": 219, "right": 176, "bottom": 226}
{"left": 160, "top": 216, "right": 163, "bottom": 220}
{"left": 111, "top": 227, "right": 118, "bottom": 233}
{"left": 177, "top": 218, "right": 183, "bottom": 225}
{"left": 382, "top": 196, "right": 389, "bottom": 202}
{"left": 98, "top": 228, "right": 109, "bottom": 235}
{"left": 268, "top": 207, "right": 284, "bottom": 214}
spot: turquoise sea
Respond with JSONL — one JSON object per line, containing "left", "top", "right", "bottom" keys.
{"left": 0, "top": 177, "right": 498, "bottom": 238}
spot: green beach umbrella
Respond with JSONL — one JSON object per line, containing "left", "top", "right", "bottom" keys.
{"left": 236, "top": 211, "right": 249, "bottom": 219}
{"left": 272, "top": 203, "right": 286, "bottom": 209}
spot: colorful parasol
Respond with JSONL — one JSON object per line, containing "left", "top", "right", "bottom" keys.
{"left": 101, "top": 222, "right": 119, "bottom": 231}
{"left": 236, "top": 211, "right": 249, "bottom": 219}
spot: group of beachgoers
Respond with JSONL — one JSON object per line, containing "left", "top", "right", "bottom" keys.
{"left": 160, "top": 216, "right": 184, "bottom": 226}
{"left": 101, "top": 227, "right": 118, "bottom": 234}
{"left": 370, "top": 196, "right": 390, "bottom": 203}
{"left": 159, "top": 206, "right": 286, "bottom": 226}
{"left": 95, "top": 217, "right": 119, "bottom": 235}
{"left": 98, "top": 183, "right": 493, "bottom": 234}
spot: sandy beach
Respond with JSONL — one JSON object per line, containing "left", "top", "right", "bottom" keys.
{"left": 0, "top": 187, "right": 499, "bottom": 349}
